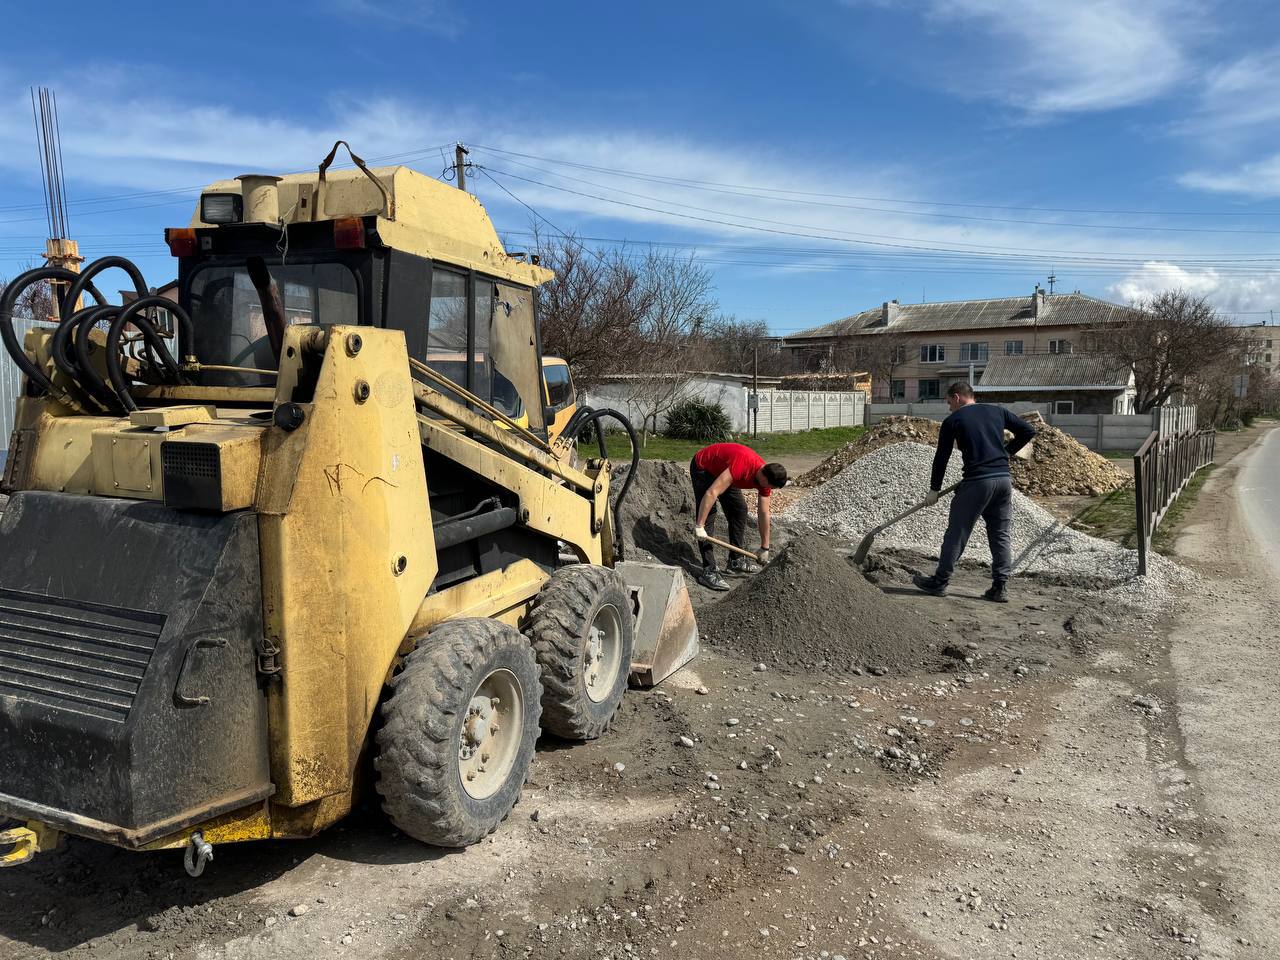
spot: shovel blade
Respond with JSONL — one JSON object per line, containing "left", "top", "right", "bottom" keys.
{"left": 617, "top": 561, "right": 700, "bottom": 687}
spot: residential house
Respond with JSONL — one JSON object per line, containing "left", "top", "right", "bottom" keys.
{"left": 781, "top": 288, "right": 1127, "bottom": 402}
{"left": 974, "top": 354, "right": 1136, "bottom": 415}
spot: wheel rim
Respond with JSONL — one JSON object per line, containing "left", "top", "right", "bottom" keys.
{"left": 584, "top": 603, "right": 624, "bottom": 703}
{"left": 458, "top": 668, "right": 524, "bottom": 801}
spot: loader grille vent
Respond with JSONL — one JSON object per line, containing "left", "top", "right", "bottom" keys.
{"left": 0, "top": 587, "right": 165, "bottom": 723}
{"left": 162, "top": 442, "right": 219, "bottom": 480}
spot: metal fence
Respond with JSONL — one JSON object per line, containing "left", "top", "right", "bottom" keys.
{"left": 1134, "top": 428, "right": 1216, "bottom": 575}
{"left": 0, "top": 316, "right": 41, "bottom": 467}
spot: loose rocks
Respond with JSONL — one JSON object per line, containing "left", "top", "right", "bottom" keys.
{"left": 799, "top": 417, "right": 940, "bottom": 486}
{"left": 698, "top": 537, "right": 936, "bottom": 674}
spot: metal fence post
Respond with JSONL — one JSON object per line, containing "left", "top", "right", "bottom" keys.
{"left": 1134, "top": 438, "right": 1149, "bottom": 577}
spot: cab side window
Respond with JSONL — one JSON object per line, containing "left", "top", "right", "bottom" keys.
{"left": 545, "top": 363, "right": 573, "bottom": 409}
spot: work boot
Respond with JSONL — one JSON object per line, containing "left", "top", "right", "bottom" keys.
{"left": 727, "top": 556, "right": 762, "bottom": 575}
{"left": 982, "top": 582, "right": 1009, "bottom": 604}
{"left": 697, "top": 569, "right": 732, "bottom": 592}
{"left": 912, "top": 573, "right": 948, "bottom": 597}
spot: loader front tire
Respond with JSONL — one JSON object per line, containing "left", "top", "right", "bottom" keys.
{"left": 525, "top": 565, "right": 635, "bottom": 741}
{"left": 374, "top": 618, "right": 541, "bottom": 848}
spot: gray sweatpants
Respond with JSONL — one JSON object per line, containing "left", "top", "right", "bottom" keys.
{"left": 934, "top": 476, "right": 1013, "bottom": 586}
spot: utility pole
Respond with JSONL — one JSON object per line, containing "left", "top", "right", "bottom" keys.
{"left": 454, "top": 143, "right": 469, "bottom": 192}
{"left": 752, "top": 344, "right": 759, "bottom": 438}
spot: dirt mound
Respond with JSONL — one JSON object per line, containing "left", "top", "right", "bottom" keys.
{"left": 610, "top": 460, "right": 699, "bottom": 566}
{"left": 697, "top": 537, "right": 937, "bottom": 674}
{"left": 1010, "top": 421, "right": 1131, "bottom": 496}
{"left": 799, "top": 416, "right": 940, "bottom": 486}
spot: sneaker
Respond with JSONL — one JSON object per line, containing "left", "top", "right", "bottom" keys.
{"left": 982, "top": 583, "right": 1009, "bottom": 603}
{"left": 912, "top": 573, "right": 948, "bottom": 597}
{"left": 727, "top": 556, "right": 762, "bottom": 575}
{"left": 697, "top": 569, "right": 732, "bottom": 592}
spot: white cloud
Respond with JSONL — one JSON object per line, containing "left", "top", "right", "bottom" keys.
{"left": 1179, "top": 154, "right": 1280, "bottom": 198}
{"left": 854, "top": 0, "right": 1201, "bottom": 114}
{"left": 1109, "top": 261, "right": 1280, "bottom": 314}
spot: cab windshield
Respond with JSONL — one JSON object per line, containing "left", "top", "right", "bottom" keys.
{"left": 188, "top": 261, "right": 360, "bottom": 386}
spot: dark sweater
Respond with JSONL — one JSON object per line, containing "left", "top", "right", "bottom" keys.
{"left": 931, "top": 403, "right": 1037, "bottom": 490}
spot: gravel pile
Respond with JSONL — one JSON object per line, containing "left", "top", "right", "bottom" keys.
{"left": 786, "top": 442, "right": 1188, "bottom": 605}
{"left": 698, "top": 537, "right": 937, "bottom": 674}
{"left": 798, "top": 417, "right": 940, "bottom": 486}
{"left": 799, "top": 412, "right": 1131, "bottom": 498}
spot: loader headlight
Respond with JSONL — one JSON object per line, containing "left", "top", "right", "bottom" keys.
{"left": 200, "top": 193, "right": 243, "bottom": 224}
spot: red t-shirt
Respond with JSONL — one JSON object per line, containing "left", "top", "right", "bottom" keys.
{"left": 694, "top": 443, "right": 771, "bottom": 497}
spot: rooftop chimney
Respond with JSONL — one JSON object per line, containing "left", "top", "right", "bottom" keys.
{"left": 1032, "top": 286, "right": 1046, "bottom": 319}
{"left": 881, "top": 299, "right": 900, "bottom": 325}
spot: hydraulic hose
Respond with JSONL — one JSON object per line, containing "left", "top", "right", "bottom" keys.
{"left": 105, "top": 299, "right": 187, "bottom": 412}
{"left": 60, "top": 256, "right": 147, "bottom": 324}
{"left": 561, "top": 404, "right": 641, "bottom": 559}
{"left": 0, "top": 266, "right": 105, "bottom": 396}
{"left": 72, "top": 305, "right": 129, "bottom": 413}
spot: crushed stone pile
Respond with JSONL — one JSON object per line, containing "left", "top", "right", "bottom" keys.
{"left": 1009, "top": 421, "right": 1131, "bottom": 496}
{"left": 698, "top": 537, "right": 937, "bottom": 674}
{"left": 786, "top": 442, "right": 1188, "bottom": 607}
{"left": 799, "top": 417, "right": 940, "bottom": 486}
{"left": 799, "top": 413, "right": 1130, "bottom": 498}
{"left": 609, "top": 460, "right": 700, "bottom": 566}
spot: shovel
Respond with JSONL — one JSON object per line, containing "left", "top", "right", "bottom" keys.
{"left": 701, "top": 532, "right": 766, "bottom": 562}
{"left": 852, "top": 481, "right": 959, "bottom": 566}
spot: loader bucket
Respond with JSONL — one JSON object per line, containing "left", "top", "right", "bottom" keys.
{"left": 617, "top": 561, "right": 699, "bottom": 687}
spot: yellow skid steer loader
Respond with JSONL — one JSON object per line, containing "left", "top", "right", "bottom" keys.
{"left": 0, "top": 143, "right": 697, "bottom": 875}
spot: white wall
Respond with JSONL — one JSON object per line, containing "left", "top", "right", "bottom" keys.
{"left": 0, "top": 316, "right": 40, "bottom": 468}
{"left": 583, "top": 378, "right": 865, "bottom": 434}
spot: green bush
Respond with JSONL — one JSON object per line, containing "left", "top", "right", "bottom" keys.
{"left": 665, "top": 397, "right": 733, "bottom": 442}
{"left": 1242, "top": 410, "right": 1257, "bottom": 427}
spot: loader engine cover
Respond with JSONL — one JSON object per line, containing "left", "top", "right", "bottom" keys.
{"left": 0, "top": 491, "right": 271, "bottom": 847}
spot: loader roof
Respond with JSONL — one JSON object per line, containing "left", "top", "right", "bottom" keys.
{"left": 191, "top": 165, "right": 553, "bottom": 289}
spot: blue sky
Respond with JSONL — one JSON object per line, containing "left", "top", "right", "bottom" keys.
{"left": 2, "top": 0, "right": 1279, "bottom": 336}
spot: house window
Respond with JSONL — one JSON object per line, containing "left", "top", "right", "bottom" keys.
{"left": 889, "top": 379, "right": 906, "bottom": 401}
{"left": 920, "top": 344, "right": 945, "bottom": 364}
{"left": 853, "top": 345, "right": 870, "bottom": 363}
{"left": 1268, "top": 353, "right": 1273, "bottom": 364}
{"left": 958, "top": 342, "right": 989, "bottom": 363}
{"left": 1004, "top": 339, "right": 1024, "bottom": 356}
{"left": 1054, "top": 400, "right": 1075, "bottom": 415}
{"left": 1048, "top": 339, "right": 1072, "bottom": 355}
{"left": 918, "top": 379, "right": 942, "bottom": 401}
{"left": 890, "top": 345, "right": 907, "bottom": 364}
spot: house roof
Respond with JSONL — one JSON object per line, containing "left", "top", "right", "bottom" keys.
{"left": 975, "top": 354, "right": 1132, "bottom": 391}
{"left": 785, "top": 292, "right": 1127, "bottom": 340}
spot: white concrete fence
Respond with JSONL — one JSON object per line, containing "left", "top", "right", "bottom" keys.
{"left": 0, "top": 316, "right": 41, "bottom": 466}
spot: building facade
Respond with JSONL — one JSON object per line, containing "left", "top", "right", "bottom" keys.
{"left": 781, "top": 288, "right": 1126, "bottom": 402}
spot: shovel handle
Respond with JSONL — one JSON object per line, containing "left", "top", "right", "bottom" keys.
{"left": 701, "top": 532, "right": 762, "bottom": 561}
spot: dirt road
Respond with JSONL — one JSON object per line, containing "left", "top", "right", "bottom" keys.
{"left": 0, "top": 428, "right": 1273, "bottom": 960}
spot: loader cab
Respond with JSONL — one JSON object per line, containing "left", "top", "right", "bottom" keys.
{"left": 172, "top": 218, "right": 546, "bottom": 433}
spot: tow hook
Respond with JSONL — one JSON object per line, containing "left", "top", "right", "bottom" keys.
{"left": 0, "top": 822, "right": 61, "bottom": 867}
{"left": 183, "top": 831, "right": 213, "bottom": 877}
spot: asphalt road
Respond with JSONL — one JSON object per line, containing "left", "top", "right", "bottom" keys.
{"left": 1238, "top": 425, "right": 1280, "bottom": 570}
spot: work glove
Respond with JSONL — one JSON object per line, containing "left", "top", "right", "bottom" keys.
{"left": 923, "top": 490, "right": 941, "bottom": 507}
{"left": 694, "top": 525, "right": 708, "bottom": 540}
{"left": 757, "top": 548, "right": 771, "bottom": 564}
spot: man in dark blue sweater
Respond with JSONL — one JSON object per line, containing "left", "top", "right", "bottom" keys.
{"left": 913, "top": 382, "right": 1037, "bottom": 603}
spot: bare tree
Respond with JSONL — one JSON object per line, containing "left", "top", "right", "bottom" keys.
{"left": 691, "top": 315, "right": 784, "bottom": 375}
{"left": 830, "top": 331, "right": 910, "bottom": 400}
{"left": 0, "top": 272, "right": 56, "bottom": 322}
{"left": 533, "top": 232, "right": 654, "bottom": 390}
{"left": 1092, "top": 291, "right": 1239, "bottom": 413}
{"left": 624, "top": 250, "right": 716, "bottom": 443}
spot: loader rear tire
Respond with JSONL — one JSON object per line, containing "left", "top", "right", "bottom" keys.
{"left": 374, "top": 618, "right": 541, "bottom": 848}
{"left": 525, "top": 565, "right": 635, "bottom": 741}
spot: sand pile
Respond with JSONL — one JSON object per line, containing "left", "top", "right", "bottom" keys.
{"left": 1010, "top": 422, "right": 1131, "bottom": 496}
{"left": 799, "top": 417, "right": 940, "bottom": 486}
{"left": 609, "top": 460, "right": 699, "bottom": 566}
{"left": 786, "top": 442, "right": 1188, "bottom": 605}
{"left": 698, "top": 537, "right": 936, "bottom": 674}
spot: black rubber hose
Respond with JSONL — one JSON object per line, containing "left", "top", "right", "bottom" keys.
{"left": 52, "top": 304, "right": 102, "bottom": 379}
{"left": 72, "top": 305, "right": 128, "bottom": 412}
{"left": 583, "top": 407, "right": 640, "bottom": 560}
{"left": 0, "top": 266, "right": 105, "bottom": 395}
{"left": 105, "top": 300, "right": 186, "bottom": 412}
{"left": 60, "top": 256, "right": 148, "bottom": 324}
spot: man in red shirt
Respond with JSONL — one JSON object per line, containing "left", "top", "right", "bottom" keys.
{"left": 690, "top": 442, "right": 788, "bottom": 591}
